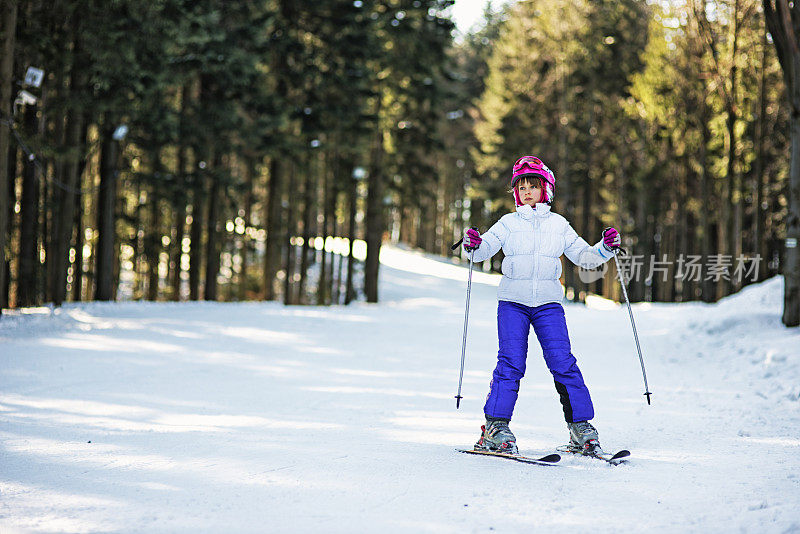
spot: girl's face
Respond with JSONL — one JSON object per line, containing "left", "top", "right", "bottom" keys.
{"left": 516, "top": 178, "right": 542, "bottom": 206}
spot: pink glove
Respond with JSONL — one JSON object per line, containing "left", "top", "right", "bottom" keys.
{"left": 602, "top": 227, "right": 621, "bottom": 251}
{"left": 463, "top": 228, "right": 482, "bottom": 251}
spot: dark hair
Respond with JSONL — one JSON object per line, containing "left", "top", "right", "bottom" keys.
{"left": 509, "top": 174, "right": 544, "bottom": 192}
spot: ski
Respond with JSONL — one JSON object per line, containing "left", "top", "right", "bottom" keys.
{"left": 457, "top": 449, "right": 561, "bottom": 466}
{"left": 556, "top": 445, "right": 630, "bottom": 465}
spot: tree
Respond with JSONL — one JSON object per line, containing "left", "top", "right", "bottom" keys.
{"left": 763, "top": 0, "right": 800, "bottom": 326}
{"left": 2, "top": 0, "right": 791, "bottom": 313}
{"left": 0, "top": 0, "right": 17, "bottom": 312}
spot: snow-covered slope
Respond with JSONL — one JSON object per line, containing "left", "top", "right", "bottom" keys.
{"left": 1, "top": 245, "right": 799, "bottom": 533}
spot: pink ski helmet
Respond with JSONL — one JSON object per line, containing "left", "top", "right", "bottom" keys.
{"left": 511, "top": 155, "right": 555, "bottom": 205}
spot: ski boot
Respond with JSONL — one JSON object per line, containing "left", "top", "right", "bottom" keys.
{"left": 567, "top": 420, "right": 602, "bottom": 455}
{"left": 474, "top": 416, "right": 518, "bottom": 454}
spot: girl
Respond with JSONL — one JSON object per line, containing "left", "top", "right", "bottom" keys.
{"left": 463, "top": 155, "right": 621, "bottom": 455}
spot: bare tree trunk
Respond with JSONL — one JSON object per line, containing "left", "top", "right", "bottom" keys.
{"left": 753, "top": 26, "right": 768, "bottom": 279}
{"left": 784, "top": 110, "right": 800, "bottom": 326}
{"left": 72, "top": 128, "right": 91, "bottom": 301}
{"left": 263, "top": 157, "right": 282, "bottom": 300}
{"left": 727, "top": 0, "right": 742, "bottom": 295}
{"left": 17, "top": 105, "right": 41, "bottom": 307}
{"left": 72, "top": 122, "right": 90, "bottom": 299}
{"left": 676, "top": 156, "right": 688, "bottom": 302}
{"left": 298, "top": 153, "right": 314, "bottom": 304}
{"left": 72, "top": 181, "right": 84, "bottom": 302}
{"left": 41, "top": 160, "right": 50, "bottom": 304}
{"left": 169, "top": 144, "right": 188, "bottom": 301}
{"left": 330, "top": 156, "right": 346, "bottom": 304}
{"left": 700, "top": 85, "right": 715, "bottom": 302}
{"left": 685, "top": 163, "right": 699, "bottom": 301}
{"left": 46, "top": 103, "right": 66, "bottom": 304}
{"left": 763, "top": 0, "right": 800, "bottom": 325}
{"left": 204, "top": 153, "right": 221, "bottom": 302}
{"left": 132, "top": 180, "right": 144, "bottom": 299}
{"left": 317, "top": 150, "right": 331, "bottom": 306}
{"left": 332, "top": 162, "right": 344, "bottom": 304}
{"left": 237, "top": 156, "right": 255, "bottom": 301}
{"left": 284, "top": 164, "right": 296, "bottom": 305}
{"left": 146, "top": 158, "right": 161, "bottom": 302}
{"left": 364, "top": 95, "right": 384, "bottom": 303}
{"left": 632, "top": 171, "right": 647, "bottom": 302}
{"left": 0, "top": 0, "right": 17, "bottom": 313}
{"left": 95, "top": 125, "right": 119, "bottom": 301}
{"left": 170, "top": 86, "right": 191, "bottom": 301}
{"left": 335, "top": 228, "right": 344, "bottom": 304}
{"left": 414, "top": 201, "right": 425, "bottom": 250}
{"left": 319, "top": 146, "right": 338, "bottom": 306}
{"left": 3, "top": 143, "right": 15, "bottom": 307}
{"left": 345, "top": 164, "right": 357, "bottom": 304}
{"left": 168, "top": 203, "right": 186, "bottom": 301}
{"left": 188, "top": 188, "right": 204, "bottom": 301}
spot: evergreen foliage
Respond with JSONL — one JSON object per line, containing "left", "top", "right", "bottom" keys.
{"left": 0, "top": 0, "right": 795, "bottom": 323}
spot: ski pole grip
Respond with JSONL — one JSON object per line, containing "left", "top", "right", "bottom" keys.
{"left": 452, "top": 226, "right": 479, "bottom": 251}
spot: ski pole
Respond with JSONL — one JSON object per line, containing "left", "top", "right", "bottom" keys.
{"left": 451, "top": 229, "right": 477, "bottom": 409}
{"left": 612, "top": 249, "right": 653, "bottom": 405}
{"left": 455, "top": 249, "right": 475, "bottom": 409}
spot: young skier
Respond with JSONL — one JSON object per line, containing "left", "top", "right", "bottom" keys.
{"left": 463, "top": 155, "right": 621, "bottom": 455}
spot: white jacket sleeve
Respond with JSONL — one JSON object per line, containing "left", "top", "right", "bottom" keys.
{"left": 470, "top": 219, "right": 509, "bottom": 263}
{"left": 563, "top": 222, "right": 613, "bottom": 269}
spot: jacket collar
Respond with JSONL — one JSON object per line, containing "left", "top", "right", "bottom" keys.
{"left": 516, "top": 203, "right": 551, "bottom": 220}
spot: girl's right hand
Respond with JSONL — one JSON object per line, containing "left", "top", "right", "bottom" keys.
{"left": 464, "top": 228, "right": 482, "bottom": 251}
{"left": 602, "top": 227, "right": 621, "bottom": 251}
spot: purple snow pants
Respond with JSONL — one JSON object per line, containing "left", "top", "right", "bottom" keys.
{"left": 483, "top": 301, "right": 594, "bottom": 423}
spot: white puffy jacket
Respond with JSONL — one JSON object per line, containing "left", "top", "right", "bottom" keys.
{"left": 471, "top": 203, "right": 613, "bottom": 307}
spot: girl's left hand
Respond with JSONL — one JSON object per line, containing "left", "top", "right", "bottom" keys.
{"left": 602, "top": 227, "right": 621, "bottom": 251}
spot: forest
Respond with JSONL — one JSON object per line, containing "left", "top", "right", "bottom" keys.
{"left": 1, "top": 0, "right": 798, "bottom": 326}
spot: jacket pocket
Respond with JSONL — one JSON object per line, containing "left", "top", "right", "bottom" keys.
{"left": 501, "top": 255, "right": 534, "bottom": 280}
{"left": 537, "top": 256, "right": 561, "bottom": 280}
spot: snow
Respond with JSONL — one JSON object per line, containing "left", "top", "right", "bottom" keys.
{"left": 1, "top": 244, "right": 799, "bottom": 533}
